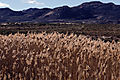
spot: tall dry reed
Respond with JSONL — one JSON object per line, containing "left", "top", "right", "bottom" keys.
{"left": 0, "top": 32, "right": 120, "bottom": 80}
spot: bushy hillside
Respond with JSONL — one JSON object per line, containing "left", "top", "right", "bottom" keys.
{"left": 0, "top": 32, "right": 120, "bottom": 80}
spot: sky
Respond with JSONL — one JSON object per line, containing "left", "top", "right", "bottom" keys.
{"left": 0, "top": 0, "right": 120, "bottom": 11}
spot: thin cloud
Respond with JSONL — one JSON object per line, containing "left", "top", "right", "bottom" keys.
{"left": 0, "top": 2, "right": 10, "bottom": 7}
{"left": 25, "top": 0, "right": 44, "bottom": 5}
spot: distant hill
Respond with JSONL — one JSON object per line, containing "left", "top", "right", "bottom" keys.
{"left": 0, "top": 1, "right": 120, "bottom": 23}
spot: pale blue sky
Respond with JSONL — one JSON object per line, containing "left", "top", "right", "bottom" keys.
{"left": 0, "top": 0, "right": 120, "bottom": 11}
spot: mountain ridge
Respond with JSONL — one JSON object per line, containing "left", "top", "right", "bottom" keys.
{"left": 0, "top": 1, "right": 120, "bottom": 23}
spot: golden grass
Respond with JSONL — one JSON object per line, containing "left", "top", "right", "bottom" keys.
{"left": 0, "top": 32, "right": 120, "bottom": 80}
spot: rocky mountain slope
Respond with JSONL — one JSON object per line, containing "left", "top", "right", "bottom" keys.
{"left": 0, "top": 1, "right": 120, "bottom": 23}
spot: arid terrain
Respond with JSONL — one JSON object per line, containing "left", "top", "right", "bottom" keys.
{"left": 0, "top": 23, "right": 120, "bottom": 42}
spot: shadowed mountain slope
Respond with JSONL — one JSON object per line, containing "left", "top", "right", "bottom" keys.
{"left": 0, "top": 1, "right": 120, "bottom": 23}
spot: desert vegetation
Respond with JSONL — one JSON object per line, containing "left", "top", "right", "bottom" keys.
{"left": 0, "top": 32, "right": 120, "bottom": 80}
{"left": 0, "top": 23, "right": 120, "bottom": 42}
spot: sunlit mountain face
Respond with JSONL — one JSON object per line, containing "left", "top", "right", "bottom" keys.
{"left": 0, "top": 1, "right": 120, "bottom": 23}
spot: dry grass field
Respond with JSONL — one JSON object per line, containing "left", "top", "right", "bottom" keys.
{"left": 0, "top": 32, "right": 120, "bottom": 80}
